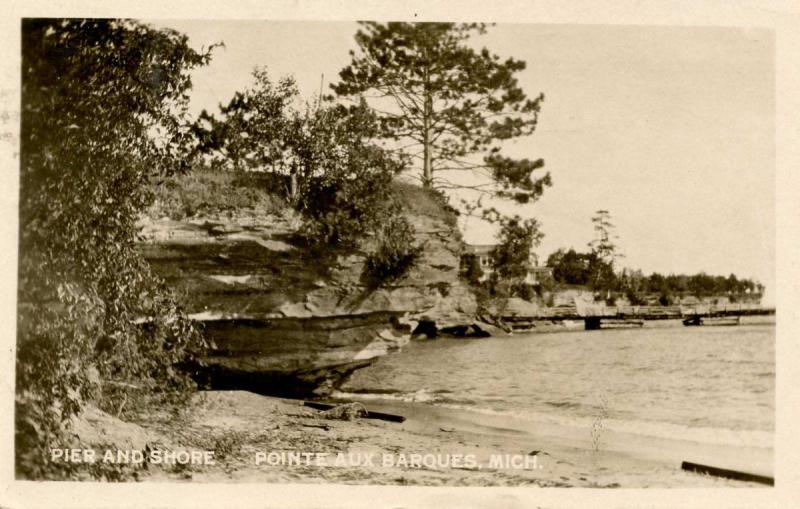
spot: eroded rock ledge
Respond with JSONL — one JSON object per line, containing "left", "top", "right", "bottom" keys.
{"left": 137, "top": 208, "right": 478, "bottom": 396}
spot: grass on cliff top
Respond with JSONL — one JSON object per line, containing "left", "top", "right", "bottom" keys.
{"left": 147, "top": 168, "right": 287, "bottom": 220}
{"left": 390, "top": 180, "right": 459, "bottom": 227}
{"left": 147, "top": 167, "right": 458, "bottom": 227}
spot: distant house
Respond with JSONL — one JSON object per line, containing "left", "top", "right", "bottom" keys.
{"left": 463, "top": 243, "right": 553, "bottom": 285}
{"left": 464, "top": 244, "right": 496, "bottom": 275}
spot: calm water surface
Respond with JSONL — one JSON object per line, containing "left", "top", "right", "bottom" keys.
{"left": 339, "top": 318, "right": 775, "bottom": 447}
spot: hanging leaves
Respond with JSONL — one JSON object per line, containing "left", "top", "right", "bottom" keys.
{"left": 18, "top": 18, "right": 214, "bottom": 479}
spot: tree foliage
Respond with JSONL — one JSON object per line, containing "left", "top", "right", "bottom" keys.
{"left": 194, "top": 69, "right": 420, "bottom": 278}
{"left": 547, "top": 249, "right": 764, "bottom": 304}
{"left": 195, "top": 70, "right": 402, "bottom": 243}
{"left": 487, "top": 215, "right": 542, "bottom": 299}
{"left": 363, "top": 212, "right": 422, "bottom": 284}
{"left": 588, "top": 210, "right": 622, "bottom": 267}
{"left": 291, "top": 100, "right": 408, "bottom": 249}
{"left": 18, "top": 19, "right": 212, "bottom": 479}
{"left": 331, "top": 22, "right": 551, "bottom": 212}
{"left": 546, "top": 248, "right": 592, "bottom": 286}
{"left": 193, "top": 69, "right": 298, "bottom": 174}
{"left": 544, "top": 210, "right": 764, "bottom": 303}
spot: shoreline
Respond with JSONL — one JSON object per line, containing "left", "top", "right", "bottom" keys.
{"left": 72, "top": 390, "right": 772, "bottom": 487}
{"left": 335, "top": 397, "right": 773, "bottom": 484}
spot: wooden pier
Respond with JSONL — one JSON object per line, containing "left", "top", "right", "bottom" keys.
{"left": 498, "top": 303, "right": 774, "bottom": 331}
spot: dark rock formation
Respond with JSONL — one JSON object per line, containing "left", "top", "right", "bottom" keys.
{"left": 138, "top": 210, "right": 476, "bottom": 321}
{"left": 193, "top": 312, "right": 408, "bottom": 397}
{"left": 137, "top": 207, "right": 478, "bottom": 396}
{"left": 411, "top": 319, "right": 438, "bottom": 340}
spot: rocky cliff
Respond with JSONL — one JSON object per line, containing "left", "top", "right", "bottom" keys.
{"left": 136, "top": 188, "right": 478, "bottom": 396}
{"left": 138, "top": 210, "right": 476, "bottom": 323}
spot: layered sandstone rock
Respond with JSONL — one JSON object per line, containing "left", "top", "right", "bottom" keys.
{"left": 137, "top": 203, "right": 477, "bottom": 396}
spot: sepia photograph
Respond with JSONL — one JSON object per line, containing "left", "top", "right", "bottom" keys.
{"left": 2, "top": 2, "right": 797, "bottom": 507}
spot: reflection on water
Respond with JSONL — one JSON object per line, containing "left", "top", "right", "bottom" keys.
{"left": 340, "top": 318, "right": 775, "bottom": 447}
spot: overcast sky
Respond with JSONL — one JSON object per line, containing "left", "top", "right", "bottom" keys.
{"left": 152, "top": 20, "right": 775, "bottom": 301}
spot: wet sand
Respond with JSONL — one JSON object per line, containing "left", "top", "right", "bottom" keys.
{"left": 109, "top": 390, "right": 772, "bottom": 487}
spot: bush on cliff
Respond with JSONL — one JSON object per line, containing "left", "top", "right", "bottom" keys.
{"left": 18, "top": 19, "right": 212, "bottom": 479}
{"left": 193, "top": 71, "right": 421, "bottom": 278}
{"left": 292, "top": 101, "right": 408, "bottom": 250}
{"left": 363, "top": 211, "right": 422, "bottom": 285}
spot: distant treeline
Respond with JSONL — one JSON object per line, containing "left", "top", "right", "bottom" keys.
{"left": 545, "top": 248, "right": 763, "bottom": 305}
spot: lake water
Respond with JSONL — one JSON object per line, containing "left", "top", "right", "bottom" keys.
{"left": 338, "top": 317, "right": 775, "bottom": 449}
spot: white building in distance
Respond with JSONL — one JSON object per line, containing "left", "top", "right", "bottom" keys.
{"left": 463, "top": 244, "right": 553, "bottom": 286}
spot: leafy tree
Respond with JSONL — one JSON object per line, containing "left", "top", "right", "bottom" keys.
{"left": 587, "top": 210, "right": 622, "bottom": 296}
{"left": 725, "top": 273, "right": 739, "bottom": 294}
{"left": 589, "top": 210, "right": 622, "bottom": 266}
{"left": 331, "top": 22, "right": 551, "bottom": 211}
{"left": 586, "top": 252, "right": 617, "bottom": 296}
{"left": 194, "top": 71, "right": 410, "bottom": 251}
{"left": 547, "top": 248, "right": 591, "bottom": 286}
{"left": 665, "top": 274, "right": 689, "bottom": 298}
{"left": 18, "top": 19, "right": 212, "bottom": 479}
{"left": 193, "top": 69, "right": 298, "bottom": 176}
{"left": 488, "top": 215, "right": 542, "bottom": 298}
{"left": 687, "top": 273, "right": 717, "bottom": 298}
{"left": 363, "top": 212, "right": 422, "bottom": 285}
{"left": 618, "top": 268, "right": 647, "bottom": 305}
{"left": 289, "top": 101, "right": 402, "bottom": 248}
{"left": 647, "top": 273, "right": 669, "bottom": 296}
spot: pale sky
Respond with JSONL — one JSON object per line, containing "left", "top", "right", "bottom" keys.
{"left": 151, "top": 20, "right": 775, "bottom": 301}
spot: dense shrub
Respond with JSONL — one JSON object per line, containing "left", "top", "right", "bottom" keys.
{"left": 483, "top": 215, "right": 542, "bottom": 300}
{"left": 17, "top": 19, "right": 212, "bottom": 479}
{"left": 513, "top": 282, "right": 536, "bottom": 302}
{"left": 194, "top": 71, "right": 412, "bottom": 254}
{"left": 293, "top": 104, "right": 404, "bottom": 249}
{"left": 192, "top": 69, "right": 298, "bottom": 173}
{"left": 363, "top": 212, "right": 421, "bottom": 285}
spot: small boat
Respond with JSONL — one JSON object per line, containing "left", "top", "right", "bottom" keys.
{"left": 683, "top": 316, "right": 740, "bottom": 326}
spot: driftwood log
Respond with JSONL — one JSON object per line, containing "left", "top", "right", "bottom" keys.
{"left": 303, "top": 401, "right": 405, "bottom": 423}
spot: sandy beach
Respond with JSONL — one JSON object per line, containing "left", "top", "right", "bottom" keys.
{"left": 70, "top": 390, "right": 771, "bottom": 487}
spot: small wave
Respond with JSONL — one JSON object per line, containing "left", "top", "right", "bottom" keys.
{"left": 433, "top": 403, "right": 773, "bottom": 448}
{"left": 337, "top": 388, "right": 406, "bottom": 395}
{"left": 332, "top": 388, "right": 454, "bottom": 404}
{"left": 544, "top": 401, "right": 581, "bottom": 409}
{"left": 333, "top": 391, "right": 773, "bottom": 448}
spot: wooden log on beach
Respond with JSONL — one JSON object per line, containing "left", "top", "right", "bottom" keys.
{"left": 303, "top": 401, "right": 406, "bottom": 423}
{"left": 680, "top": 461, "right": 773, "bottom": 486}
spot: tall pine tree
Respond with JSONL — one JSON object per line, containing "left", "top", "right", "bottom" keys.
{"left": 332, "top": 22, "right": 551, "bottom": 213}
